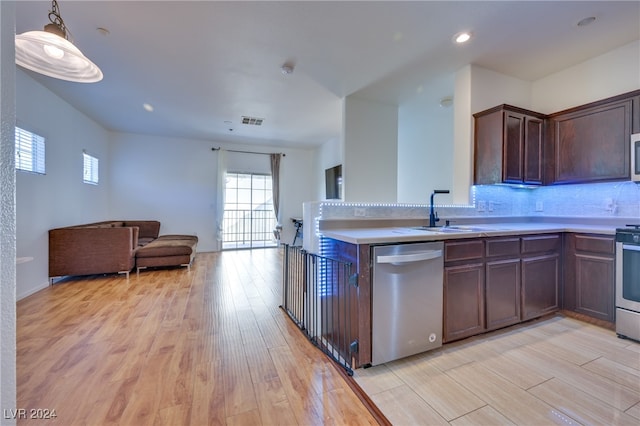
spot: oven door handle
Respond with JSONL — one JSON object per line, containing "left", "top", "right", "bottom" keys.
{"left": 622, "top": 244, "right": 640, "bottom": 252}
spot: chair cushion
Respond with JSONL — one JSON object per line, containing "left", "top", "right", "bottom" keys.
{"left": 136, "top": 235, "right": 197, "bottom": 258}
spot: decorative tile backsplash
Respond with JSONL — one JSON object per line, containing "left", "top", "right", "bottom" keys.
{"left": 473, "top": 181, "right": 640, "bottom": 218}
{"left": 310, "top": 181, "right": 640, "bottom": 221}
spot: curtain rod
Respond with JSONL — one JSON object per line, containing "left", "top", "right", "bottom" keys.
{"left": 211, "top": 147, "right": 285, "bottom": 157}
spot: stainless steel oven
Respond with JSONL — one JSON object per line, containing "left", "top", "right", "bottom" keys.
{"left": 631, "top": 133, "right": 640, "bottom": 182}
{"left": 615, "top": 225, "right": 640, "bottom": 341}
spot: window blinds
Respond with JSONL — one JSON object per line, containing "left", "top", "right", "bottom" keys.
{"left": 83, "top": 152, "right": 99, "bottom": 184}
{"left": 15, "top": 127, "right": 45, "bottom": 174}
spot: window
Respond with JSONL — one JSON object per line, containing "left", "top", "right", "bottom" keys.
{"left": 15, "top": 126, "right": 45, "bottom": 174}
{"left": 83, "top": 152, "right": 99, "bottom": 185}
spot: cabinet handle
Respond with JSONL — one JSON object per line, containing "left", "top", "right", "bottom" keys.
{"left": 377, "top": 250, "right": 443, "bottom": 264}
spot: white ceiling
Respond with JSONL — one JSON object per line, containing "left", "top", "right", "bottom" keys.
{"left": 14, "top": 1, "right": 640, "bottom": 148}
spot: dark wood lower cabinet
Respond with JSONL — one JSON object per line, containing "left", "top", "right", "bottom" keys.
{"left": 486, "top": 258, "right": 521, "bottom": 330}
{"left": 563, "top": 234, "right": 615, "bottom": 323}
{"left": 444, "top": 263, "right": 485, "bottom": 342}
{"left": 324, "top": 231, "right": 613, "bottom": 364}
{"left": 521, "top": 254, "right": 560, "bottom": 320}
{"left": 322, "top": 238, "right": 372, "bottom": 367}
{"left": 574, "top": 254, "right": 615, "bottom": 321}
{"left": 444, "top": 234, "right": 560, "bottom": 343}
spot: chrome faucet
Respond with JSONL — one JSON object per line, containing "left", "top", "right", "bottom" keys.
{"left": 429, "top": 190, "right": 450, "bottom": 227}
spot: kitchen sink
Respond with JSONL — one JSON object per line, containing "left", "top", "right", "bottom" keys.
{"left": 412, "top": 225, "right": 499, "bottom": 233}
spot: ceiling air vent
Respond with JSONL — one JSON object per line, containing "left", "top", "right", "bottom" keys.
{"left": 241, "top": 116, "right": 264, "bottom": 126}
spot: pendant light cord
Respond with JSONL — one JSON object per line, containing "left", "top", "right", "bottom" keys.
{"left": 47, "top": 0, "right": 70, "bottom": 40}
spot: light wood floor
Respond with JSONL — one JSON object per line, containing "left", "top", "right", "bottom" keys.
{"left": 18, "top": 249, "right": 640, "bottom": 426}
{"left": 16, "top": 250, "right": 379, "bottom": 426}
{"left": 354, "top": 314, "right": 640, "bottom": 425}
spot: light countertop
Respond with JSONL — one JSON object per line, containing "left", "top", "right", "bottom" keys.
{"left": 320, "top": 222, "right": 616, "bottom": 245}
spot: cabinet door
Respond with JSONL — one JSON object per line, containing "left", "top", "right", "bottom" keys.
{"left": 524, "top": 117, "right": 544, "bottom": 184}
{"left": 444, "top": 263, "right": 485, "bottom": 342}
{"left": 486, "top": 258, "right": 521, "bottom": 330}
{"left": 503, "top": 112, "right": 525, "bottom": 183}
{"left": 575, "top": 254, "right": 615, "bottom": 322}
{"left": 504, "top": 114, "right": 544, "bottom": 184}
{"left": 551, "top": 98, "right": 632, "bottom": 183}
{"left": 474, "top": 108, "right": 504, "bottom": 185}
{"left": 563, "top": 234, "right": 616, "bottom": 323}
{"left": 521, "top": 254, "right": 559, "bottom": 320}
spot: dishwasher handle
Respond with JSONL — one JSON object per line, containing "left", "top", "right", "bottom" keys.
{"left": 377, "top": 249, "right": 443, "bottom": 264}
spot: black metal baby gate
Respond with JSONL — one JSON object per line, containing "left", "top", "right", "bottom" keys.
{"left": 281, "top": 244, "right": 357, "bottom": 375}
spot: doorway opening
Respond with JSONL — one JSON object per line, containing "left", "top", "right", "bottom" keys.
{"left": 222, "top": 172, "right": 278, "bottom": 250}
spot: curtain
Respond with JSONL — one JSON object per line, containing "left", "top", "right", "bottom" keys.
{"left": 215, "top": 149, "right": 227, "bottom": 247}
{"left": 270, "top": 153, "right": 281, "bottom": 223}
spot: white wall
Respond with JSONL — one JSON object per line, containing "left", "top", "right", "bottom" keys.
{"left": 343, "top": 95, "right": 398, "bottom": 203}
{"left": 449, "top": 64, "right": 535, "bottom": 204}
{"left": 15, "top": 71, "right": 316, "bottom": 297}
{"left": 469, "top": 65, "right": 533, "bottom": 113}
{"left": 108, "top": 133, "right": 217, "bottom": 250}
{"left": 15, "top": 70, "right": 111, "bottom": 300}
{"left": 109, "top": 133, "right": 316, "bottom": 251}
{"left": 315, "top": 136, "right": 342, "bottom": 201}
{"left": 278, "top": 147, "right": 316, "bottom": 244}
{"left": 397, "top": 74, "right": 455, "bottom": 204}
{"left": 1, "top": 1, "right": 17, "bottom": 420}
{"left": 451, "top": 66, "right": 474, "bottom": 205}
{"left": 532, "top": 40, "right": 640, "bottom": 113}
{"left": 454, "top": 65, "right": 533, "bottom": 204}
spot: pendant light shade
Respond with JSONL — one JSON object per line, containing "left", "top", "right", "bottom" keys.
{"left": 15, "top": 1, "right": 103, "bottom": 83}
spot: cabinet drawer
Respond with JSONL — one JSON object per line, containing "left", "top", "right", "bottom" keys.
{"left": 575, "top": 234, "right": 615, "bottom": 255}
{"left": 522, "top": 234, "right": 560, "bottom": 255}
{"left": 445, "top": 240, "right": 484, "bottom": 263}
{"left": 486, "top": 238, "right": 520, "bottom": 258}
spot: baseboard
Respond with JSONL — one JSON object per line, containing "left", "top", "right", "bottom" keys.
{"left": 17, "top": 281, "right": 49, "bottom": 301}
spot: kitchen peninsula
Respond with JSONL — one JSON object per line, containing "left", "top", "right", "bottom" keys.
{"left": 313, "top": 213, "right": 622, "bottom": 368}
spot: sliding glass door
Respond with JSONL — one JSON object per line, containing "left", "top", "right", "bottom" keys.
{"left": 222, "top": 172, "right": 278, "bottom": 250}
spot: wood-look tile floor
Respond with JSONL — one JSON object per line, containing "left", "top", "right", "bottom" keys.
{"left": 353, "top": 314, "right": 640, "bottom": 425}
{"left": 16, "top": 250, "right": 378, "bottom": 426}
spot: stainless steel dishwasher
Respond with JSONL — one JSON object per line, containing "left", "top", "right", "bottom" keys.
{"left": 372, "top": 241, "right": 444, "bottom": 365}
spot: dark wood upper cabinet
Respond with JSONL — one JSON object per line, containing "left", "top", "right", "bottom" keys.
{"left": 549, "top": 94, "right": 638, "bottom": 184}
{"left": 474, "top": 90, "right": 640, "bottom": 186}
{"left": 524, "top": 117, "right": 544, "bottom": 183}
{"left": 474, "top": 105, "right": 546, "bottom": 185}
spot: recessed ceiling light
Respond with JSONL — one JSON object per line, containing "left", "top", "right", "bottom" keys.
{"left": 439, "top": 96, "right": 454, "bottom": 108}
{"left": 281, "top": 62, "right": 295, "bottom": 75}
{"left": 143, "top": 103, "right": 154, "bottom": 112}
{"left": 577, "top": 16, "right": 596, "bottom": 27}
{"left": 453, "top": 32, "right": 472, "bottom": 44}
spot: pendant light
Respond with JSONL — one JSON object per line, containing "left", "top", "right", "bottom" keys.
{"left": 15, "top": 0, "right": 103, "bottom": 83}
